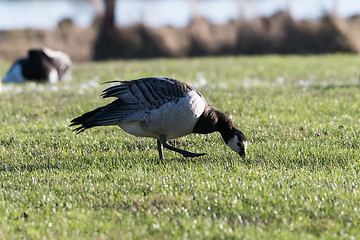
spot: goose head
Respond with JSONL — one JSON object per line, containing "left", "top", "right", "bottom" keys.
{"left": 227, "top": 129, "right": 247, "bottom": 158}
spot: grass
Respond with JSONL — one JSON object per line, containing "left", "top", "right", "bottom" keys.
{"left": 1, "top": 54, "right": 360, "bottom": 239}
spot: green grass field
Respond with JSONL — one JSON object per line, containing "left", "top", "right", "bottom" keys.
{"left": 1, "top": 55, "right": 360, "bottom": 239}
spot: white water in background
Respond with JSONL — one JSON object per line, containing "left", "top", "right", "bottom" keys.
{"left": 0, "top": 0, "right": 359, "bottom": 30}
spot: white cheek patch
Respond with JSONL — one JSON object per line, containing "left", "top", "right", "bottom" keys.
{"left": 227, "top": 135, "right": 240, "bottom": 153}
{"left": 228, "top": 136, "right": 247, "bottom": 155}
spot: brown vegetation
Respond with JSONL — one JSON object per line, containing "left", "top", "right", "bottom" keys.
{"left": 0, "top": 11, "right": 359, "bottom": 62}
{"left": 0, "top": 19, "right": 96, "bottom": 62}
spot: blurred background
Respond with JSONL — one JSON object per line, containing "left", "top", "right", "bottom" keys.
{"left": 0, "top": 0, "right": 360, "bottom": 61}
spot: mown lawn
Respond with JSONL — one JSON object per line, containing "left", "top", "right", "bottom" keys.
{"left": 1, "top": 55, "right": 360, "bottom": 239}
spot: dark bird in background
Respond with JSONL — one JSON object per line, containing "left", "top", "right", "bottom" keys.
{"left": 70, "top": 77, "right": 247, "bottom": 159}
{"left": 3, "top": 47, "right": 72, "bottom": 84}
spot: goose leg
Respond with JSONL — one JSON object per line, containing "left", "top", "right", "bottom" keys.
{"left": 159, "top": 135, "right": 206, "bottom": 158}
{"left": 157, "top": 140, "right": 164, "bottom": 160}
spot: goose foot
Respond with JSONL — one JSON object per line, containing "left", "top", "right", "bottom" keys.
{"left": 157, "top": 136, "right": 206, "bottom": 159}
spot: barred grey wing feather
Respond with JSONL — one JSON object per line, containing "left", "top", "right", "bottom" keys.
{"left": 101, "top": 77, "right": 194, "bottom": 110}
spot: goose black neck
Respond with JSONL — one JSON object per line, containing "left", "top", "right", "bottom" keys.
{"left": 192, "top": 106, "right": 235, "bottom": 143}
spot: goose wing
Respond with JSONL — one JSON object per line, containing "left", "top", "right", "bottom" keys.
{"left": 101, "top": 77, "right": 196, "bottom": 120}
{"left": 71, "top": 77, "right": 197, "bottom": 131}
{"left": 102, "top": 77, "right": 194, "bottom": 106}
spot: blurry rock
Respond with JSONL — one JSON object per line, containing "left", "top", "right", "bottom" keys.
{"left": 3, "top": 47, "right": 72, "bottom": 83}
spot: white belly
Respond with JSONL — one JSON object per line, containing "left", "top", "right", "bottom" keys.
{"left": 118, "top": 121, "right": 155, "bottom": 138}
{"left": 118, "top": 90, "right": 206, "bottom": 140}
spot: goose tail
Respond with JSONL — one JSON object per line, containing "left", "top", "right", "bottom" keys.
{"left": 70, "top": 106, "right": 106, "bottom": 134}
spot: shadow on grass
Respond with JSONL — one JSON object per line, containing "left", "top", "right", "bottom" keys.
{"left": 0, "top": 152, "right": 188, "bottom": 173}
{"left": 307, "top": 83, "right": 360, "bottom": 90}
{"left": 1, "top": 152, "right": 347, "bottom": 174}
{"left": 0, "top": 162, "right": 62, "bottom": 173}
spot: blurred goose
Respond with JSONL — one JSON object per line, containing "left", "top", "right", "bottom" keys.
{"left": 3, "top": 47, "right": 72, "bottom": 84}
{"left": 70, "top": 77, "right": 247, "bottom": 159}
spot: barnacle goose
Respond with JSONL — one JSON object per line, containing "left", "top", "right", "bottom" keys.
{"left": 70, "top": 77, "right": 247, "bottom": 159}
{"left": 3, "top": 47, "right": 72, "bottom": 84}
